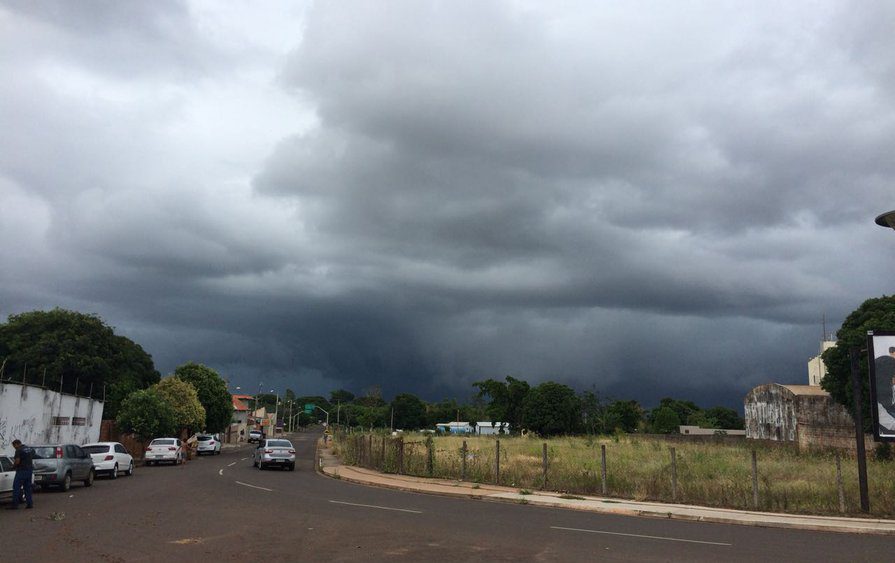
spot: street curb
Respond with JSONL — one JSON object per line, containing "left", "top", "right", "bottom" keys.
{"left": 318, "top": 455, "right": 895, "bottom": 536}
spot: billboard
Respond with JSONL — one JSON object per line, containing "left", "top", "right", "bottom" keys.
{"left": 868, "top": 331, "right": 895, "bottom": 442}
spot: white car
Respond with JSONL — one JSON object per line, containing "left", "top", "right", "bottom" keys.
{"left": 196, "top": 434, "right": 222, "bottom": 455}
{"left": 82, "top": 442, "right": 135, "bottom": 479}
{"left": 145, "top": 438, "right": 184, "bottom": 466}
{"left": 253, "top": 439, "right": 296, "bottom": 471}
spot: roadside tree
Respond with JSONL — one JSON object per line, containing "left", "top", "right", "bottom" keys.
{"left": 116, "top": 388, "right": 178, "bottom": 442}
{"left": 607, "top": 400, "right": 644, "bottom": 433}
{"left": 0, "top": 308, "right": 160, "bottom": 417}
{"left": 154, "top": 377, "right": 206, "bottom": 435}
{"left": 822, "top": 295, "right": 895, "bottom": 430}
{"left": 650, "top": 406, "right": 681, "bottom": 434}
{"left": 174, "top": 362, "right": 232, "bottom": 433}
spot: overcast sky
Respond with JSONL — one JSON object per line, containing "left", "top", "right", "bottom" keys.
{"left": 3, "top": 1, "right": 895, "bottom": 410}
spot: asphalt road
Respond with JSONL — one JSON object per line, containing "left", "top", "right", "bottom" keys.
{"left": 2, "top": 433, "right": 893, "bottom": 562}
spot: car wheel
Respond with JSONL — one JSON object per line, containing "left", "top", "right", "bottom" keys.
{"left": 84, "top": 469, "right": 95, "bottom": 487}
{"left": 289, "top": 463, "right": 295, "bottom": 471}
{"left": 61, "top": 473, "right": 72, "bottom": 492}
{"left": 126, "top": 461, "right": 134, "bottom": 476}
{"left": 110, "top": 464, "right": 118, "bottom": 479}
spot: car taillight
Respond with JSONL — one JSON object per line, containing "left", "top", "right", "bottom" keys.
{"left": 209, "top": 441, "right": 215, "bottom": 445}
{"left": 264, "top": 449, "right": 273, "bottom": 454}
{"left": 289, "top": 450, "right": 295, "bottom": 454}
{"left": 55, "top": 447, "right": 63, "bottom": 459}
{"left": 168, "top": 447, "right": 176, "bottom": 451}
{"left": 146, "top": 447, "right": 152, "bottom": 452}
{"left": 104, "top": 455, "right": 114, "bottom": 461}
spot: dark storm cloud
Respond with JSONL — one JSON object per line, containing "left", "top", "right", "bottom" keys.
{"left": 3, "top": 1, "right": 895, "bottom": 410}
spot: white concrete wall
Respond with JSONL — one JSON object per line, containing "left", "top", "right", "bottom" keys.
{"left": 0, "top": 382, "right": 104, "bottom": 456}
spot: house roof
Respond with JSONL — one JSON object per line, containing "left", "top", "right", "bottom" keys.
{"left": 232, "top": 396, "right": 249, "bottom": 411}
{"left": 779, "top": 384, "right": 830, "bottom": 397}
{"left": 232, "top": 393, "right": 254, "bottom": 400}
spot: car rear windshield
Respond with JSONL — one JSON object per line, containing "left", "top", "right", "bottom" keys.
{"left": 82, "top": 445, "right": 110, "bottom": 454}
{"left": 31, "top": 447, "right": 57, "bottom": 459}
{"left": 197, "top": 435, "right": 212, "bottom": 441}
{"left": 150, "top": 439, "right": 175, "bottom": 446}
{"left": 268, "top": 440, "right": 292, "bottom": 448}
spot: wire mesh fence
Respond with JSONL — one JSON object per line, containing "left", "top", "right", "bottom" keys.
{"left": 332, "top": 430, "right": 895, "bottom": 517}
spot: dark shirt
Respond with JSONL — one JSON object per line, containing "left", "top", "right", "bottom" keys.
{"left": 13, "top": 445, "right": 33, "bottom": 471}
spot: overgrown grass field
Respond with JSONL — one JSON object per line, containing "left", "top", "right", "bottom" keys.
{"left": 333, "top": 432, "right": 895, "bottom": 517}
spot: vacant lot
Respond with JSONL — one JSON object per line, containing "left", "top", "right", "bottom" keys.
{"left": 334, "top": 432, "right": 895, "bottom": 517}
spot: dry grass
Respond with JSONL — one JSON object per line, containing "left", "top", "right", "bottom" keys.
{"left": 333, "top": 431, "right": 895, "bottom": 517}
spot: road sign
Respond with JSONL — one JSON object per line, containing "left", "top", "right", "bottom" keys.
{"left": 304, "top": 403, "right": 315, "bottom": 414}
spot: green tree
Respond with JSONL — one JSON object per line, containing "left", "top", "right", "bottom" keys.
{"left": 473, "top": 376, "right": 530, "bottom": 429}
{"left": 0, "top": 308, "right": 160, "bottom": 418}
{"left": 822, "top": 295, "right": 895, "bottom": 431}
{"left": 521, "top": 381, "right": 581, "bottom": 436}
{"left": 154, "top": 377, "right": 205, "bottom": 434}
{"left": 579, "top": 390, "right": 621, "bottom": 434}
{"left": 651, "top": 406, "right": 681, "bottom": 434}
{"left": 174, "top": 363, "right": 232, "bottom": 432}
{"left": 390, "top": 393, "right": 427, "bottom": 430}
{"left": 330, "top": 389, "right": 355, "bottom": 404}
{"left": 703, "top": 406, "right": 744, "bottom": 430}
{"left": 649, "top": 398, "right": 700, "bottom": 427}
{"left": 607, "top": 400, "right": 644, "bottom": 433}
{"left": 116, "top": 388, "right": 178, "bottom": 442}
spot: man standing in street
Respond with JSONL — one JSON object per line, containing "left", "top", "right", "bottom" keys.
{"left": 8, "top": 439, "right": 34, "bottom": 510}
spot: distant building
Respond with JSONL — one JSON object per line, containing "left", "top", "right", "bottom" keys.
{"left": 227, "top": 394, "right": 252, "bottom": 443}
{"left": 744, "top": 384, "right": 854, "bottom": 449}
{"left": 808, "top": 340, "right": 836, "bottom": 386}
{"left": 435, "top": 422, "right": 473, "bottom": 434}
{"left": 476, "top": 422, "right": 509, "bottom": 435}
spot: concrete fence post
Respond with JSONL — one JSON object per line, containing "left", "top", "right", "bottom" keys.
{"left": 367, "top": 434, "right": 373, "bottom": 468}
{"left": 751, "top": 449, "right": 759, "bottom": 509}
{"left": 542, "top": 442, "right": 548, "bottom": 490}
{"left": 670, "top": 447, "right": 677, "bottom": 502}
{"left": 380, "top": 436, "right": 386, "bottom": 470}
{"left": 601, "top": 444, "right": 607, "bottom": 496}
{"left": 495, "top": 439, "right": 500, "bottom": 485}
{"left": 461, "top": 440, "right": 468, "bottom": 481}
{"left": 396, "top": 436, "right": 404, "bottom": 475}
{"left": 836, "top": 452, "right": 846, "bottom": 513}
{"left": 426, "top": 436, "right": 434, "bottom": 476}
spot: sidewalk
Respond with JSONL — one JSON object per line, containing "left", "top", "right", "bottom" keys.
{"left": 317, "top": 444, "right": 895, "bottom": 536}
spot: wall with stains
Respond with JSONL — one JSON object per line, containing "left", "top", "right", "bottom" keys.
{"left": 0, "top": 381, "right": 103, "bottom": 456}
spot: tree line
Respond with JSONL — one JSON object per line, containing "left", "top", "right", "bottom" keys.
{"left": 307, "top": 376, "right": 744, "bottom": 436}
{"left": 1, "top": 308, "right": 744, "bottom": 440}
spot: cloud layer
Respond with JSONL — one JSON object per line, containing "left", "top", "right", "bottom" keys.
{"left": 3, "top": 1, "right": 895, "bottom": 409}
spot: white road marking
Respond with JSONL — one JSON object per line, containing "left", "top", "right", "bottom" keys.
{"left": 218, "top": 469, "right": 223, "bottom": 476}
{"left": 240, "top": 457, "right": 248, "bottom": 461}
{"left": 228, "top": 462, "right": 237, "bottom": 467}
{"left": 329, "top": 500, "right": 422, "bottom": 514}
{"left": 236, "top": 481, "right": 274, "bottom": 492}
{"left": 550, "top": 526, "right": 731, "bottom": 546}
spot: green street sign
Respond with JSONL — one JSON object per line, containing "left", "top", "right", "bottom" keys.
{"left": 304, "top": 403, "right": 315, "bottom": 414}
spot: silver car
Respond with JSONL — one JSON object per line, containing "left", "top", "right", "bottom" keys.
{"left": 31, "top": 444, "right": 95, "bottom": 491}
{"left": 253, "top": 439, "right": 295, "bottom": 471}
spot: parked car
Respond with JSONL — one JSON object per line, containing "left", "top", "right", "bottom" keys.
{"left": 82, "top": 442, "right": 135, "bottom": 479}
{"left": 248, "top": 430, "right": 263, "bottom": 443}
{"left": 31, "top": 444, "right": 95, "bottom": 491}
{"left": 144, "top": 438, "right": 184, "bottom": 466}
{"left": 253, "top": 439, "right": 295, "bottom": 471}
{"left": 0, "top": 455, "right": 33, "bottom": 501}
{"left": 196, "top": 434, "right": 222, "bottom": 455}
